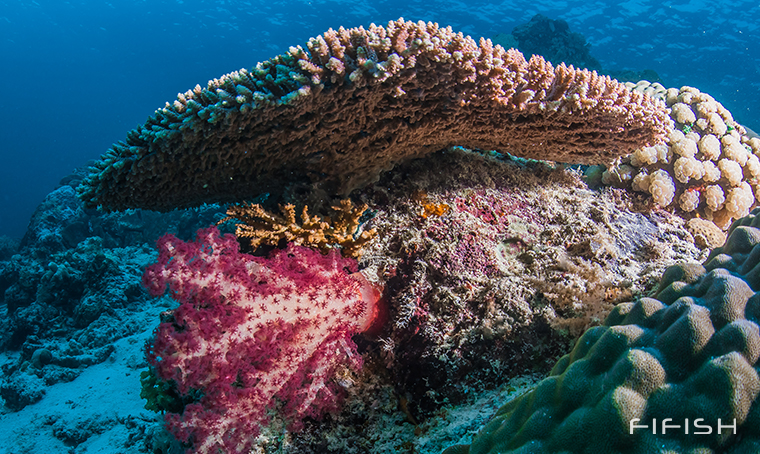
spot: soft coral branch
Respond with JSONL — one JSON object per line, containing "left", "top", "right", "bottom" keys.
{"left": 143, "top": 227, "right": 382, "bottom": 453}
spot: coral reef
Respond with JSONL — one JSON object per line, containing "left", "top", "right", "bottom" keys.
{"left": 0, "top": 229, "right": 147, "bottom": 410}
{"left": 0, "top": 236, "right": 18, "bottom": 261}
{"left": 0, "top": 169, "right": 228, "bottom": 414}
{"left": 142, "top": 227, "right": 382, "bottom": 454}
{"left": 308, "top": 147, "right": 699, "bottom": 434}
{"left": 218, "top": 200, "right": 376, "bottom": 258}
{"left": 238, "top": 146, "right": 705, "bottom": 453}
{"left": 78, "top": 19, "right": 671, "bottom": 212}
{"left": 12, "top": 18, "right": 752, "bottom": 452}
{"left": 3, "top": 149, "right": 712, "bottom": 453}
{"left": 448, "top": 208, "right": 760, "bottom": 454}
{"left": 603, "top": 83, "right": 760, "bottom": 229}
{"left": 511, "top": 14, "right": 601, "bottom": 70}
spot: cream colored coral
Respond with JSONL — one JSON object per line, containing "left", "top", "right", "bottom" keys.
{"left": 678, "top": 189, "right": 700, "bottom": 212}
{"left": 707, "top": 112, "right": 728, "bottom": 136}
{"left": 704, "top": 185, "right": 725, "bottom": 210}
{"left": 747, "top": 137, "right": 760, "bottom": 153}
{"left": 698, "top": 134, "right": 721, "bottom": 160}
{"left": 671, "top": 137, "right": 698, "bottom": 158}
{"left": 678, "top": 90, "right": 695, "bottom": 105}
{"left": 630, "top": 146, "right": 659, "bottom": 167}
{"left": 671, "top": 102, "right": 696, "bottom": 124}
{"left": 669, "top": 129, "right": 685, "bottom": 144}
{"left": 696, "top": 98, "right": 718, "bottom": 116}
{"left": 631, "top": 170, "right": 650, "bottom": 192}
{"left": 718, "top": 159, "right": 743, "bottom": 186}
{"left": 665, "top": 87, "right": 679, "bottom": 105}
{"left": 702, "top": 160, "right": 721, "bottom": 182}
{"left": 684, "top": 131, "right": 702, "bottom": 143}
{"left": 653, "top": 143, "right": 671, "bottom": 163}
{"left": 724, "top": 182, "right": 754, "bottom": 217}
{"left": 673, "top": 156, "right": 704, "bottom": 183}
{"left": 607, "top": 83, "right": 759, "bottom": 230}
{"left": 746, "top": 154, "right": 760, "bottom": 179}
{"left": 721, "top": 135, "right": 749, "bottom": 165}
{"left": 649, "top": 169, "right": 676, "bottom": 206}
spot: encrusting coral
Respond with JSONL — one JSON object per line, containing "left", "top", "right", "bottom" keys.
{"left": 217, "top": 199, "right": 375, "bottom": 258}
{"left": 78, "top": 18, "right": 671, "bottom": 212}
{"left": 604, "top": 82, "right": 760, "bottom": 229}
{"left": 344, "top": 147, "right": 704, "bottom": 430}
{"left": 446, "top": 208, "right": 760, "bottom": 454}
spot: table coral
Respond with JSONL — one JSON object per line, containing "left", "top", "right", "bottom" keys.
{"left": 78, "top": 18, "right": 670, "bottom": 212}
{"left": 447, "top": 208, "right": 760, "bottom": 454}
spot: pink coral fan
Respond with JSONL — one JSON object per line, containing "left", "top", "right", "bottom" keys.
{"left": 142, "top": 227, "right": 382, "bottom": 454}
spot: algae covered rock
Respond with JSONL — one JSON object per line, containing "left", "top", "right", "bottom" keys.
{"left": 450, "top": 208, "right": 760, "bottom": 453}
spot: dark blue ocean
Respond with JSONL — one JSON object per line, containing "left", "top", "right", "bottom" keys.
{"left": 2, "top": 0, "right": 758, "bottom": 239}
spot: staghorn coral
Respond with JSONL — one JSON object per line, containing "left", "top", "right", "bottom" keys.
{"left": 605, "top": 83, "right": 760, "bottom": 229}
{"left": 446, "top": 208, "right": 760, "bottom": 454}
{"left": 218, "top": 199, "right": 375, "bottom": 258}
{"left": 78, "top": 19, "right": 671, "bottom": 212}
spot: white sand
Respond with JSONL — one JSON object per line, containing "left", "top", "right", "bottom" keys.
{"left": 0, "top": 308, "right": 162, "bottom": 454}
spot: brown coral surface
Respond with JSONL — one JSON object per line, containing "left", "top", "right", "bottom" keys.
{"left": 78, "top": 19, "right": 671, "bottom": 212}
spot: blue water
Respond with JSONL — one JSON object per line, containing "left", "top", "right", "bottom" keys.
{"left": 2, "top": 0, "right": 758, "bottom": 239}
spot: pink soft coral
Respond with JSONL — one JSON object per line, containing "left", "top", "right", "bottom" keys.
{"left": 143, "top": 227, "right": 382, "bottom": 453}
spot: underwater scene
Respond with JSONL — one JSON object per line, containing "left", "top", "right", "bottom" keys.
{"left": 1, "top": 1, "right": 760, "bottom": 453}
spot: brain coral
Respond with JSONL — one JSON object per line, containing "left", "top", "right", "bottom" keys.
{"left": 448, "top": 208, "right": 760, "bottom": 454}
{"left": 604, "top": 83, "right": 760, "bottom": 229}
{"left": 78, "top": 18, "right": 671, "bottom": 212}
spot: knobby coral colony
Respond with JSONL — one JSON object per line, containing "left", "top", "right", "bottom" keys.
{"left": 79, "top": 17, "right": 679, "bottom": 454}
{"left": 77, "top": 18, "right": 671, "bottom": 212}
{"left": 606, "top": 82, "right": 760, "bottom": 230}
